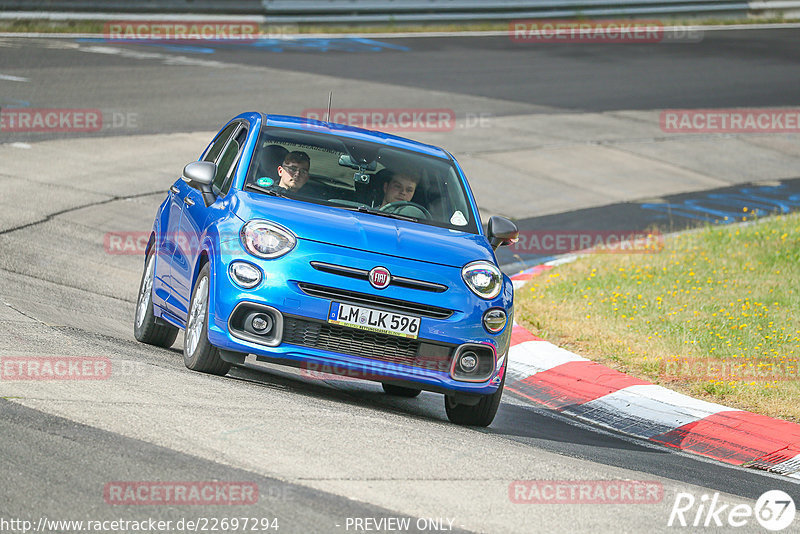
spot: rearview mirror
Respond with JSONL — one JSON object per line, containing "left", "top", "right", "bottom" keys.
{"left": 182, "top": 161, "right": 217, "bottom": 206}
{"left": 487, "top": 216, "right": 519, "bottom": 250}
{"left": 338, "top": 154, "right": 377, "bottom": 171}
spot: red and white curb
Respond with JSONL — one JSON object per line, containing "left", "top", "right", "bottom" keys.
{"left": 507, "top": 263, "right": 800, "bottom": 478}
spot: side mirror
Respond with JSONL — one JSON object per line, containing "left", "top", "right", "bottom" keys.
{"left": 487, "top": 216, "right": 519, "bottom": 250}
{"left": 182, "top": 161, "right": 217, "bottom": 206}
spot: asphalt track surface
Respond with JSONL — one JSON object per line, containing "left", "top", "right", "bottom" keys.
{"left": 1, "top": 29, "right": 800, "bottom": 533}
{"left": 151, "top": 30, "right": 800, "bottom": 112}
{"left": 3, "top": 28, "right": 800, "bottom": 136}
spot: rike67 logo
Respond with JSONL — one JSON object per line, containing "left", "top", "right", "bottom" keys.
{"left": 668, "top": 490, "right": 796, "bottom": 531}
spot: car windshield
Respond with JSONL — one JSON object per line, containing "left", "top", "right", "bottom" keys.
{"left": 244, "top": 125, "right": 478, "bottom": 234}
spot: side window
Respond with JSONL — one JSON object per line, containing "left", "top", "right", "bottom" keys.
{"left": 203, "top": 123, "right": 238, "bottom": 164}
{"left": 214, "top": 127, "right": 248, "bottom": 196}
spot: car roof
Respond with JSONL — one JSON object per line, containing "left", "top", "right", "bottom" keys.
{"left": 261, "top": 113, "right": 452, "bottom": 160}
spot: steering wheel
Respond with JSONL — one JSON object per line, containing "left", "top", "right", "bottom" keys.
{"left": 380, "top": 201, "right": 432, "bottom": 219}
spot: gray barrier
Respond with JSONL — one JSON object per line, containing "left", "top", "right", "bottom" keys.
{"left": 0, "top": 0, "right": 770, "bottom": 21}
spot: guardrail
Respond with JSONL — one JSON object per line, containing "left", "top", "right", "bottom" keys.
{"left": 1, "top": 0, "right": 790, "bottom": 22}
{"left": 749, "top": 0, "right": 800, "bottom": 13}
{"left": 260, "top": 0, "right": 749, "bottom": 22}
{"left": 0, "top": 1, "right": 263, "bottom": 14}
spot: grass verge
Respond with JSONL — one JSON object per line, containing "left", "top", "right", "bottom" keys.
{"left": 515, "top": 210, "right": 800, "bottom": 422}
{"left": 0, "top": 16, "right": 796, "bottom": 35}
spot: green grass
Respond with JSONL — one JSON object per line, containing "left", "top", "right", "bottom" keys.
{"left": 516, "top": 210, "right": 800, "bottom": 421}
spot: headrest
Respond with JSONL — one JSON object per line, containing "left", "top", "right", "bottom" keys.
{"left": 258, "top": 144, "right": 289, "bottom": 179}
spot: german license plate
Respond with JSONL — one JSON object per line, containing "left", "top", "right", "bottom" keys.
{"left": 328, "top": 302, "right": 420, "bottom": 339}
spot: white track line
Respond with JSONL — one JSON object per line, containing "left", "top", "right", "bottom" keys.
{"left": 507, "top": 340, "right": 589, "bottom": 380}
{"left": 0, "top": 74, "right": 29, "bottom": 82}
{"left": 575, "top": 384, "right": 735, "bottom": 437}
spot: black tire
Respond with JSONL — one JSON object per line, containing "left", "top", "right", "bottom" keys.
{"left": 134, "top": 249, "right": 179, "bottom": 348}
{"left": 183, "top": 264, "right": 231, "bottom": 376}
{"left": 444, "top": 372, "right": 505, "bottom": 427}
{"left": 382, "top": 383, "right": 422, "bottom": 398}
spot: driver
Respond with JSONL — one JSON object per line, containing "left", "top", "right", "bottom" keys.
{"left": 380, "top": 168, "right": 420, "bottom": 207}
{"left": 277, "top": 151, "right": 311, "bottom": 192}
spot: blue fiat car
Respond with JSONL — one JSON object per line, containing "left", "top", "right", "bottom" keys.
{"left": 134, "top": 113, "right": 518, "bottom": 426}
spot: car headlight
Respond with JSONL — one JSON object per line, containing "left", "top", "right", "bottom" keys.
{"left": 240, "top": 220, "right": 296, "bottom": 259}
{"left": 462, "top": 260, "right": 502, "bottom": 300}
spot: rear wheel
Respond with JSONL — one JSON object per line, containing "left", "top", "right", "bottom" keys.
{"left": 183, "top": 264, "right": 231, "bottom": 376}
{"left": 444, "top": 372, "right": 505, "bottom": 427}
{"left": 134, "top": 250, "right": 179, "bottom": 348}
{"left": 381, "top": 383, "right": 422, "bottom": 398}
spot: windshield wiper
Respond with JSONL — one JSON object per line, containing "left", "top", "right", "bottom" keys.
{"left": 349, "top": 205, "right": 417, "bottom": 222}
{"left": 244, "top": 182, "right": 289, "bottom": 197}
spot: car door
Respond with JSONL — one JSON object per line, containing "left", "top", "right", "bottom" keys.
{"left": 161, "top": 122, "right": 239, "bottom": 320}
{"left": 171, "top": 122, "right": 248, "bottom": 321}
{"left": 151, "top": 181, "right": 184, "bottom": 313}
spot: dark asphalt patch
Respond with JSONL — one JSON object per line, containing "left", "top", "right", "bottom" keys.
{"left": 497, "top": 176, "right": 800, "bottom": 269}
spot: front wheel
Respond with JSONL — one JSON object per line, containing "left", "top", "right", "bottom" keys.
{"left": 183, "top": 264, "right": 231, "bottom": 376}
{"left": 134, "top": 250, "right": 179, "bottom": 348}
{"left": 444, "top": 372, "right": 505, "bottom": 427}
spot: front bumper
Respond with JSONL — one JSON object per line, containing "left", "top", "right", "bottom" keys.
{"left": 207, "top": 239, "right": 512, "bottom": 396}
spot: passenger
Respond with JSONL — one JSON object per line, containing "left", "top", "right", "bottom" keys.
{"left": 277, "top": 151, "right": 311, "bottom": 192}
{"left": 380, "top": 168, "right": 420, "bottom": 207}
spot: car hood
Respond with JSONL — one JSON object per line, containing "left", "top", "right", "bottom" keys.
{"left": 233, "top": 192, "right": 495, "bottom": 268}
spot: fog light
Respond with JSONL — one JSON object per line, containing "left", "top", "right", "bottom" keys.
{"left": 482, "top": 309, "right": 507, "bottom": 334}
{"left": 251, "top": 313, "right": 273, "bottom": 334}
{"left": 229, "top": 261, "right": 262, "bottom": 288}
{"left": 458, "top": 351, "right": 479, "bottom": 373}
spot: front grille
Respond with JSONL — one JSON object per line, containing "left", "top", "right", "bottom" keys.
{"left": 309, "top": 262, "right": 448, "bottom": 293}
{"left": 297, "top": 283, "right": 453, "bottom": 320}
{"left": 283, "top": 316, "right": 420, "bottom": 365}
{"left": 282, "top": 316, "right": 454, "bottom": 371}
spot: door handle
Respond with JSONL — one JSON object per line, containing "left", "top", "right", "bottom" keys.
{"left": 183, "top": 197, "right": 195, "bottom": 206}
{"left": 170, "top": 185, "right": 180, "bottom": 194}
